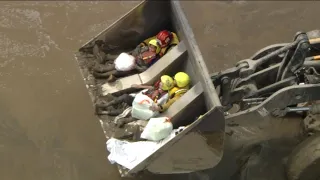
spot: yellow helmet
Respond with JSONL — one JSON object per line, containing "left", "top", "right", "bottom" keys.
{"left": 160, "top": 75, "right": 174, "bottom": 90}
{"left": 174, "top": 72, "right": 190, "bottom": 88}
{"left": 149, "top": 39, "right": 161, "bottom": 54}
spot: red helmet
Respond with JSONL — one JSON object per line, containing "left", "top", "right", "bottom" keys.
{"left": 156, "top": 30, "right": 173, "bottom": 48}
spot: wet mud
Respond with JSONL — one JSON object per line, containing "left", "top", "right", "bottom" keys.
{"left": 1, "top": 1, "right": 320, "bottom": 180}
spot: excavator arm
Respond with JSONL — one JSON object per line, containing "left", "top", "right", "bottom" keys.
{"left": 211, "top": 31, "right": 320, "bottom": 113}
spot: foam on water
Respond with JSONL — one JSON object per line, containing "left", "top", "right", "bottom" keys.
{"left": 0, "top": 6, "right": 62, "bottom": 67}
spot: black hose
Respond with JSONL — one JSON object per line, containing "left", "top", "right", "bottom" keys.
{"left": 276, "top": 49, "right": 294, "bottom": 82}
{"left": 256, "top": 41, "right": 298, "bottom": 68}
{"left": 280, "top": 41, "right": 310, "bottom": 80}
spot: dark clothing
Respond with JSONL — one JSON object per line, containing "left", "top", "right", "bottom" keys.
{"left": 95, "top": 81, "right": 166, "bottom": 127}
{"left": 148, "top": 56, "right": 159, "bottom": 67}
{"left": 93, "top": 64, "right": 138, "bottom": 79}
{"left": 94, "top": 63, "right": 116, "bottom": 73}
{"left": 113, "top": 84, "right": 166, "bottom": 128}
{"left": 142, "top": 80, "right": 166, "bottom": 102}
{"left": 93, "top": 40, "right": 118, "bottom": 64}
{"left": 97, "top": 94, "right": 134, "bottom": 108}
{"left": 99, "top": 45, "right": 147, "bottom": 63}
{"left": 96, "top": 94, "right": 134, "bottom": 116}
{"left": 93, "top": 70, "right": 137, "bottom": 79}
{"left": 109, "top": 94, "right": 135, "bottom": 106}
{"left": 116, "top": 117, "right": 138, "bottom": 128}
{"left": 93, "top": 45, "right": 158, "bottom": 80}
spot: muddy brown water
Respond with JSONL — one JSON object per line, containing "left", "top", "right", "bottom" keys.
{"left": 0, "top": 1, "right": 319, "bottom": 180}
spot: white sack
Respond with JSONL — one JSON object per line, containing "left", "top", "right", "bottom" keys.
{"left": 140, "top": 117, "right": 173, "bottom": 141}
{"left": 131, "top": 93, "right": 159, "bottom": 120}
{"left": 114, "top": 52, "right": 136, "bottom": 71}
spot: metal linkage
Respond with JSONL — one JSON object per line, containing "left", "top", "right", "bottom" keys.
{"left": 211, "top": 31, "right": 316, "bottom": 109}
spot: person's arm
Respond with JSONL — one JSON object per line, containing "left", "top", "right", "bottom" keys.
{"left": 158, "top": 94, "right": 182, "bottom": 112}
{"left": 130, "top": 46, "right": 141, "bottom": 57}
{"left": 134, "top": 64, "right": 148, "bottom": 73}
{"left": 138, "top": 36, "right": 155, "bottom": 47}
{"left": 131, "top": 84, "right": 153, "bottom": 89}
{"left": 130, "top": 45, "right": 148, "bottom": 57}
{"left": 171, "top": 32, "right": 180, "bottom": 44}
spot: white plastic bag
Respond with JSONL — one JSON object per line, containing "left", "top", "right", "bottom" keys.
{"left": 114, "top": 52, "right": 136, "bottom": 71}
{"left": 140, "top": 117, "right": 173, "bottom": 141}
{"left": 131, "top": 92, "right": 159, "bottom": 120}
{"left": 106, "top": 138, "right": 158, "bottom": 170}
{"left": 106, "top": 128, "right": 183, "bottom": 170}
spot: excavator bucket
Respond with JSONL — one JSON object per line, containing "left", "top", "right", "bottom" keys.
{"left": 74, "top": 0, "right": 225, "bottom": 177}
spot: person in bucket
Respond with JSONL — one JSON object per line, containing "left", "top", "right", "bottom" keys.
{"left": 92, "top": 30, "right": 179, "bottom": 71}
{"left": 94, "top": 74, "right": 174, "bottom": 117}
{"left": 156, "top": 30, "right": 179, "bottom": 57}
{"left": 133, "top": 30, "right": 179, "bottom": 57}
{"left": 117, "top": 72, "right": 190, "bottom": 127}
{"left": 149, "top": 72, "right": 190, "bottom": 112}
{"left": 93, "top": 39, "right": 162, "bottom": 82}
{"left": 96, "top": 72, "right": 190, "bottom": 128}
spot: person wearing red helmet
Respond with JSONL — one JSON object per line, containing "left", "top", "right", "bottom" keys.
{"left": 93, "top": 39, "right": 162, "bottom": 82}
{"left": 156, "top": 30, "right": 180, "bottom": 56}
{"left": 92, "top": 31, "right": 179, "bottom": 82}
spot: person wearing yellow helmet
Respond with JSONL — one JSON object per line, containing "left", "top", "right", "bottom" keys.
{"left": 150, "top": 72, "right": 191, "bottom": 112}
{"left": 96, "top": 73, "right": 190, "bottom": 128}
{"left": 159, "top": 75, "right": 175, "bottom": 90}
{"left": 173, "top": 72, "right": 190, "bottom": 88}
{"left": 114, "top": 75, "right": 175, "bottom": 127}
{"left": 131, "top": 75, "right": 174, "bottom": 101}
{"left": 148, "top": 39, "right": 161, "bottom": 54}
{"left": 92, "top": 30, "right": 178, "bottom": 66}
{"left": 95, "top": 75, "right": 173, "bottom": 127}
{"left": 135, "top": 39, "right": 162, "bottom": 71}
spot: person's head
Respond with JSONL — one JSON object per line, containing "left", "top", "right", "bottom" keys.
{"left": 148, "top": 39, "right": 161, "bottom": 54}
{"left": 156, "top": 30, "right": 173, "bottom": 48}
{"left": 160, "top": 75, "right": 174, "bottom": 91}
{"left": 174, "top": 72, "right": 190, "bottom": 88}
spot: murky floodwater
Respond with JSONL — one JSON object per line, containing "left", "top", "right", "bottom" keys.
{"left": 0, "top": 1, "right": 319, "bottom": 180}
